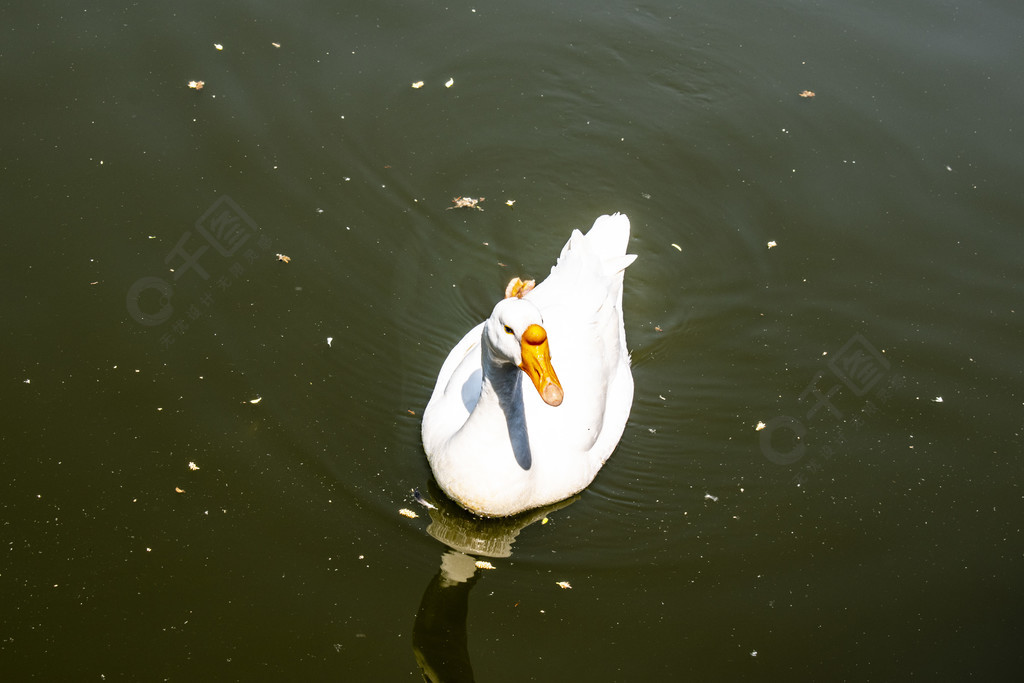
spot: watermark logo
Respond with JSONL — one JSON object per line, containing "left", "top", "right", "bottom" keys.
{"left": 125, "top": 196, "right": 273, "bottom": 348}
{"left": 828, "top": 333, "right": 890, "bottom": 396}
{"left": 759, "top": 332, "right": 903, "bottom": 484}
{"left": 195, "top": 195, "right": 254, "bottom": 258}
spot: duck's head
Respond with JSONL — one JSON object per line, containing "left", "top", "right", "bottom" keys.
{"left": 485, "top": 298, "right": 564, "bottom": 407}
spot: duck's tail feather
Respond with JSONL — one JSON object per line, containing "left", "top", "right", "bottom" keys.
{"left": 554, "top": 213, "right": 635, "bottom": 278}
{"left": 584, "top": 212, "right": 632, "bottom": 260}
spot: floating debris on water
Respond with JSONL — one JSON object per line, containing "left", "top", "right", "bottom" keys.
{"left": 412, "top": 488, "right": 437, "bottom": 510}
{"left": 447, "top": 196, "right": 484, "bottom": 211}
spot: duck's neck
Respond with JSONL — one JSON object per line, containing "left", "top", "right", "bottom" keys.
{"left": 482, "top": 343, "right": 520, "bottom": 398}
{"left": 478, "top": 340, "right": 532, "bottom": 470}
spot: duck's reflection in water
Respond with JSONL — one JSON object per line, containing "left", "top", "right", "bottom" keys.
{"left": 412, "top": 482, "right": 576, "bottom": 683}
{"left": 412, "top": 551, "right": 478, "bottom": 683}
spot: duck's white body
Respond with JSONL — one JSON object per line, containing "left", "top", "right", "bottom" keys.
{"left": 421, "top": 213, "right": 636, "bottom": 516}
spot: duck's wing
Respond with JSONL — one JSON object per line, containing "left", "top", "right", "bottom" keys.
{"left": 422, "top": 322, "right": 484, "bottom": 455}
{"left": 527, "top": 214, "right": 635, "bottom": 322}
{"left": 518, "top": 214, "right": 636, "bottom": 455}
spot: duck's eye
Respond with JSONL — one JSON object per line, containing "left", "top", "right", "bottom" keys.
{"left": 503, "top": 325, "right": 514, "bottom": 335}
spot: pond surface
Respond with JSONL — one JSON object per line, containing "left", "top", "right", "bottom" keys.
{"left": 4, "top": 0, "right": 1023, "bottom": 679}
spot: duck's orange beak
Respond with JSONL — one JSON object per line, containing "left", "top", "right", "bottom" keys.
{"left": 519, "top": 324, "right": 563, "bottom": 407}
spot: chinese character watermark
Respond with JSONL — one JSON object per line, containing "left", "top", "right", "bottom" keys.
{"left": 125, "top": 196, "right": 273, "bottom": 345}
{"left": 759, "top": 333, "right": 902, "bottom": 483}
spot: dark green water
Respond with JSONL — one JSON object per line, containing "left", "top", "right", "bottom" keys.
{"left": 4, "top": 0, "right": 1023, "bottom": 679}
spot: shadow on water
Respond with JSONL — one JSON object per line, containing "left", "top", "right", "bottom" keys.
{"left": 411, "top": 482, "right": 577, "bottom": 682}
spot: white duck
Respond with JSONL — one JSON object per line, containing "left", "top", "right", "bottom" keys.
{"left": 422, "top": 213, "right": 636, "bottom": 516}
